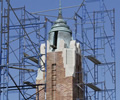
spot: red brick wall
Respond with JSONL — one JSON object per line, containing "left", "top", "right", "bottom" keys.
{"left": 36, "top": 51, "right": 83, "bottom": 100}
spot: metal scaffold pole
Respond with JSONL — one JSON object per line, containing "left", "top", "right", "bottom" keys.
{"left": 0, "top": 0, "right": 3, "bottom": 99}
{"left": 0, "top": 0, "right": 10, "bottom": 99}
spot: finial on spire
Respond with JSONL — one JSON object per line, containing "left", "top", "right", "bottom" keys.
{"left": 58, "top": 0, "right": 62, "bottom": 19}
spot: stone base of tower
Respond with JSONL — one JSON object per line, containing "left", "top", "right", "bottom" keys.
{"left": 36, "top": 40, "right": 84, "bottom": 100}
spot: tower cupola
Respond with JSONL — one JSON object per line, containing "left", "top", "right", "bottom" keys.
{"left": 49, "top": 0, "right": 72, "bottom": 51}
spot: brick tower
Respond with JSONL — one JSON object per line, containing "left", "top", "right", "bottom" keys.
{"left": 36, "top": 1, "right": 84, "bottom": 100}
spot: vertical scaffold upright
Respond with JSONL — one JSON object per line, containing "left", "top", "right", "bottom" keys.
{"left": 0, "top": 0, "right": 10, "bottom": 100}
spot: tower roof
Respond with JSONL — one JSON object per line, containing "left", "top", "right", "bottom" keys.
{"left": 49, "top": 0, "right": 72, "bottom": 33}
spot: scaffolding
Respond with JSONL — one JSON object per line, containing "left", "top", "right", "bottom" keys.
{"left": 75, "top": 0, "right": 116, "bottom": 100}
{"left": 0, "top": 0, "right": 49, "bottom": 99}
{"left": 0, "top": 0, "right": 116, "bottom": 100}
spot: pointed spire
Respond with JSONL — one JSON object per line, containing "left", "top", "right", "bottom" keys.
{"left": 58, "top": 0, "right": 62, "bottom": 19}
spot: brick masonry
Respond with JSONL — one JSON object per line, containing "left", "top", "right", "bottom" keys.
{"left": 36, "top": 51, "right": 83, "bottom": 100}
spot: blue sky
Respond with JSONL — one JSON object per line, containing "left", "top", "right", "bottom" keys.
{"left": 11, "top": 0, "right": 120, "bottom": 99}
{"left": 1, "top": 0, "right": 120, "bottom": 99}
